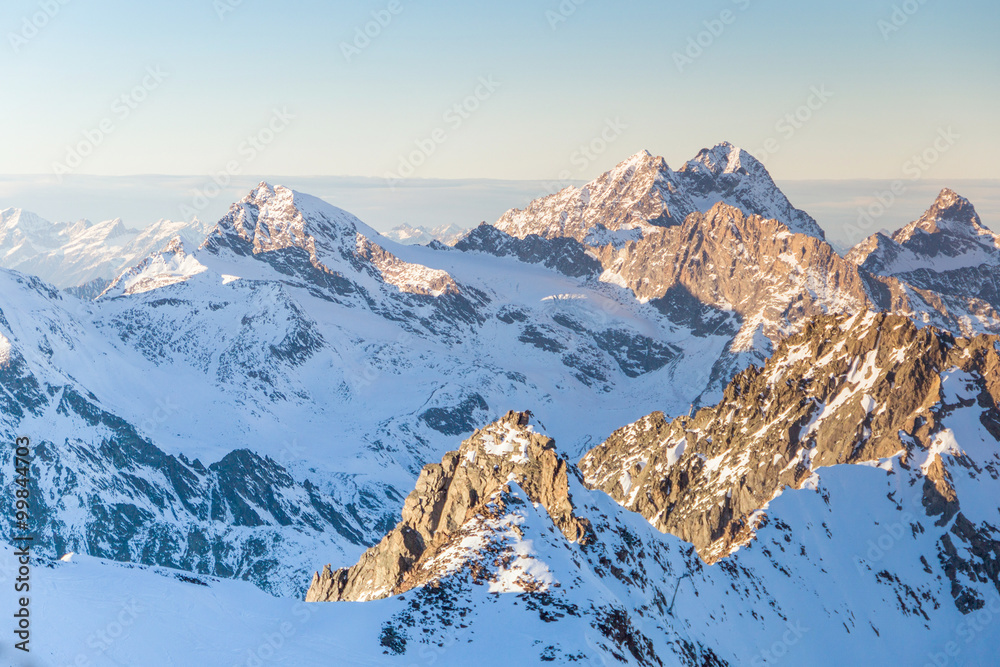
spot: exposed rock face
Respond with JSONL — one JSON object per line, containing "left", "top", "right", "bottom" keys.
{"left": 0, "top": 381, "right": 374, "bottom": 597}
{"left": 674, "top": 143, "right": 826, "bottom": 239}
{"left": 848, "top": 189, "right": 1000, "bottom": 275}
{"left": 199, "top": 182, "right": 487, "bottom": 332}
{"left": 580, "top": 311, "right": 1000, "bottom": 609}
{"left": 848, "top": 190, "right": 1000, "bottom": 318}
{"left": 454, "top": 223, "right": 602, "bottom": 278}
{"left": 493, "top": 143, "right": 824, "bottom": 242}
{"left": 486, "top": 151, "right": 1000, "bottom": 368}
{"left": 296, "top": 348, "right": 1000, "bottom": 661}
{"left": 593, "top": 203, "right": 869, "bottom": 351}
{"left": 306, "top": 411, "right": 592, "bottom": 602}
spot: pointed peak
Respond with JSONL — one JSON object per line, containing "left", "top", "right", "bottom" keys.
{"left": 596, "top": 151, "right": 672, "bottom": 188}
{"left": 1, "top": 208, "right": 52, "bottom": 232}
{"left": 160, "top": 235, "right": 187, "bottom": 255}
{"left": 612, "top": 149, "right": 666, "bottom": 172}
{"left": 243, "top": 181, "right": 280, "bottom": 203}
{"left": 904, "top": 188, "right": 986, "bottom": 238}
{"left": 930, "top": 188, "right": 976, "bottom": 216}
{"left": 684, "top": 142, "right": 762, "bottom": 177}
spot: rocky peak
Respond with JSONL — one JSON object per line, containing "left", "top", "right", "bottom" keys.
{"left": 99, "top": 235, "right": 206, "bottom": 298}
{"left": 580, "top": 310, "right": 1000, "bottom": 592}
{"left": 680, "top": 141, "right": 756, "bottom": 177}
{"left": 895, "top": 188, "right": 990, "bottom": 243}
{"left": 202, "top": 183, "right": 401, "bottom": 271}
{"left": 592, "top": 201, "right": 869, "bottom": 352}
{"left": 848, "top": 189, "right": 1000, "bottom": 278}
{"left": 676, "top": 142, "right": 825, "bottom": 240}
{"left": 305, "top": 410, "right": 592, "bottom": 602}
{"left": 491, "top": 143, "right": 824, "bottom": 245}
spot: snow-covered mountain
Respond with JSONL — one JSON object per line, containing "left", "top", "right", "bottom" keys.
{"left": 494, "top": 143, "right": 825, "bottom": 242}
{"left": 0, "top": 182, "right": 739, "bottom": 597}
{"left": 26, "top": 367, "right": 1000, "bottom": 663}
{"left": 848, "top": 189, "right": 1000, "bottom": 275}
{"left": 383, "top": 222, "right": 469, "bottom": 246}
{"left": 848, "top": 189, "right": 1000, "bottom": 315}
{"left": 3, "top": 148, "right": 1000, "bottom": 665}
{"left": 471, "top": 147, "right": 1000, "bottom": 392}
{"left": 296, "top": 312, "right": 1000, "bottom": 662}
{"left": 0, "top": 207, "right": 211, "bottom": 290}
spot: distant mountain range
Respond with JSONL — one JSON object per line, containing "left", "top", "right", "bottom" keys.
{"left": 383, "top": 222, "right": 469, "bottom": 246}
{"left": 3, "top": 143, "right": 1000, "bottom": 665}
{"left": 0, "top": 208, "right": 211, "bottom": 294}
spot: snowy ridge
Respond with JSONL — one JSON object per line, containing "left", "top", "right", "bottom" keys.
{"left": 0, "top": 207, "right": 211, "bottom": 290}
{"left": 0, "top": 183, "right": 737, "bottom": 597}
{"left": 22, "top": 401, "right": 1000, "bottom": 665}
{"left": 493, "top": 142, "right": 824, "bottom": 242}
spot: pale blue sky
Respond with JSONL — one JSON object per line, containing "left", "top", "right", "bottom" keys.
{"left": 2, "top": 0, "right": 997, "bottom": 183}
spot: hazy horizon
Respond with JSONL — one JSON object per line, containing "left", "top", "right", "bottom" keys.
{"left": 1, "top": 172, "right": 997, "bottom": 251}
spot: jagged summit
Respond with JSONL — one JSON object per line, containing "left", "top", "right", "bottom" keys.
{"left": 895, "top": 188, "right": 992, "bottom": 242}
{"left": 0, "top": 207, "right": 55, "bottom": 234}
{"left": 0, "top": 208, "right": 210, "bottom": 290}
{"left": 848, "top": 188, "right": 1000, "bottom": 279}
{"left": 205, "top": 182, "right": 375, "bottom": 258}
{"left": 306, "top": 410, "right": 592, "bottom": 603}
{"left": 681, "top": 141, "right": 758, "bottom": 177}
{"left": 493, "top": 142, "right": 825, "bottom": 242}
{"left": 581, "top": 309, "right": 1000, "bottom": 601}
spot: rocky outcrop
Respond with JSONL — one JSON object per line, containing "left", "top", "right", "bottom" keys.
{"left": 848, "top": 189, "right": 1000, "bottom": 274}
{"left": 848, "top": 189, "right": 1000, "bottom": 318}
{"left": 306, "top": 411, "right": 592, "bottom": 602}
{"left": 493, "top": 143, "right": 824, "bottom": 242}
{"left": 454, "top": 223, "right": 602, "bottom": 278}
{"left": 593, "top": 203, "right": 869, "bottom": 351}
{"left": 580, "top": 311, "right": 1000, "bottom": 588}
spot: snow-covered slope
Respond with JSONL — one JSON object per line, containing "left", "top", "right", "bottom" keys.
{"left": 3, "top": 172, "right": 1000, "bottom": 601}
{"left": 0, "top": 183, "right": 739, "bottom": 597}
{"left": 0, "top": 207, "right": 211, "bottom": 290}
{"left": 848, "top": 189, "right": 1000, "bottom": 276}
{"left": 478, "top": 149, "right": 1000, "bottom": 381}
{"left": 23, "top": 396, "right": 1000, "bottom": 666}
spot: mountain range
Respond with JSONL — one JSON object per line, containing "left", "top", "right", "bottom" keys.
{"left": 0, "top": 208, "right": 211, "bottom": 296}
{"left": 383, "top": 223, "right": 469, "bottom": 246}
{"left": 2, "top": 142, "right": 999, "bottom": 665}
